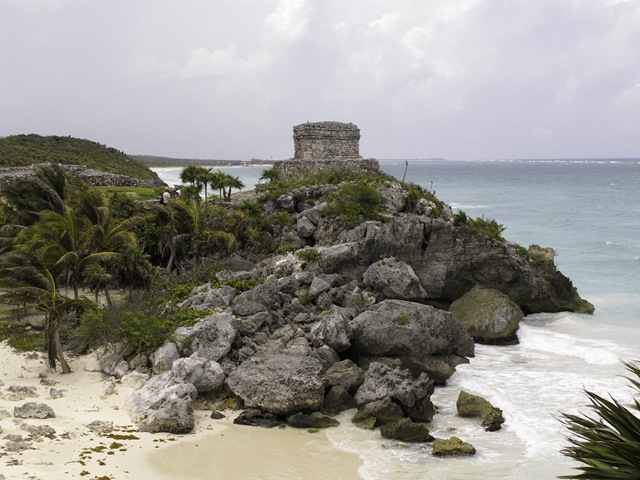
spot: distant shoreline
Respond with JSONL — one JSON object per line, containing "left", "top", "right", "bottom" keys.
{"left": 133, "top": 155, "right": 278, "bottom": 168}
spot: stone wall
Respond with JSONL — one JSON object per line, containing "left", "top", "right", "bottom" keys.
{"left": 273, "top": 158, "right": 380, "bottom": 178}
{"left": 293, "top": 122, "right": 361, "bottom": 160}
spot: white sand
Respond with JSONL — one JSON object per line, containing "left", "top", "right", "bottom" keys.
{"left": 0, "top": 342, "right": 363, "bottom": 480}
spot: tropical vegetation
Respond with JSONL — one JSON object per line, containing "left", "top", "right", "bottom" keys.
{"left": 560, "top": 360, "right": 640, "bottom": 479}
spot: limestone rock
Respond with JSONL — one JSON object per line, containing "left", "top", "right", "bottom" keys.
{"left": 178, "top": 284, "right": 236, "bottom": 311}
{"left": 354, "top": 362, "right": 435, "bottom": 422}
{"left": 432, "top": 436, "right": 476, "bottom": 456}
{"left": 449, "top": 286, "right": 523, "bottom": 343}
{"left": 456, "top": 390, "right": 505, "bottom": 431}
{"left": 351, "top": 299, "right": 475, "bottom": 359}
{"left": 363, "top": 257, "right": 426, "bottom": 301}
{"left": 14, "top": 402, "right": 55, "bottom": 419}
{"left": 380, "top": 417, "right": 434, "bottom": 442}
{"left": 351, "top": 398, "right": 404, "bottom": 428}
{"left": 173, "top": 311, "right": 236, "bottom": 361}
{"left": 227, "top": 354, "right": 325, "bottom": 416}
{"left": 325, "top": 359, "right": 364, "bottom": 394}
{"left": 121, "top": 372, "right": 150, "bottom": 390}
{"left": 126, "top": 371, "right": 198, "bottom": 434}
{"left": 86, "top": 420, "right": 114, "bottom": 434}
{"left": 286, "top": 412, "right": 339, "bottom": 429}
{"left": 309, "top": 311, "right": 351, "bottom": 353}
{"left": 233, "top": 409, "right": 283, "bottom": 428}
{"left": 95, "top": 343, "right": 129, "bottom": 378}
{"left": 322, "top": 386, "right": 356, "bottom": 415}
{"left": 170, "top": 355, "right": 225, "bottom": 394}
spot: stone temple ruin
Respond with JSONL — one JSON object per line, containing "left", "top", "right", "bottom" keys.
{"left": 273, "top": 121, "right": 380, "bottom": 177}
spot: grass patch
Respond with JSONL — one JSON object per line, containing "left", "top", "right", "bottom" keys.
{"left": 97, "top": 185, "right": 163, "bottom": 201}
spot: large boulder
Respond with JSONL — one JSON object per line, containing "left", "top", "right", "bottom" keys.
{"left": 150, "top": 342, "right": 180, "bottom": 374}
{"left": 449, "top": 286, "right": 523, "bottom": 344}
{"left": 309, "top": 311, "right": 351, "bottom": 352}
{"left": 380, "top": 417, "right": 434, "bottom": 442}
{"left": 363, "top": 257, "right": 426, "bottom": 301}
{"left": 325, "top": 359, "right": 364, "bottom": 394}
{"left": 170, "top": 355, "right": 225, "bottom": 394}
{"left": 456, "top": 390, "right": 505, "bottom": 431}
{"left": 354, "top": 362, "right": 435, "bottom": 422}
{"left": 351, "top": 300, "right": 474, "bottom": 359}
{"left": 226, "top": 354, "right": 326, "bottom": 416}
{"left": 173, "top": 311, "right": 236, "bottom": 361}
{"left": 126, "top": 372, "right": 198, "bottom": 433}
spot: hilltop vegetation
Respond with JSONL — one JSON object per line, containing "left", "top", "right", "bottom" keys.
{"left": 0, "top": 134, "right": 161, "bottom": 182}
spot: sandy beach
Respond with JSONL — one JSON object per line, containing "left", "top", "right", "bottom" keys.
{"left": 0, "top": 341, "right": 363, "bottom": 480}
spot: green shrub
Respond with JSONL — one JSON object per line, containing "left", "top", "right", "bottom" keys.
{"left": 299, "top": 290, "right": 313, "bottom": 305}
{"left": 453, "top": 211, "right": 506, "bottom": 241}
{"left": 395, "top": 314, "right": 409, "bottom": 325}
{"left": 323, "top": 181, "right": 383, "bottom": 229}
{"left": 271, "top": 211, "right": 293, "bottom": 228}
{"left": 276, "top": 244, "right": 300, "bottom": 254}
{"left": 297, "top": 248, "right": 321, "bottom": 264}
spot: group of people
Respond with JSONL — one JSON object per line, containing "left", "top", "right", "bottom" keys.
{"left": 160, "top": 187, "right": 180, "bottom": 205}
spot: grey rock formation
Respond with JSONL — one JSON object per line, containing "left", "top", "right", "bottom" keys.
{"left": 351, "top": 398, "right": 404, "bottom": 428}
{"left": 380, "top": 417, "right": 434, "bottom": 442}
{"left": 170, "top": 355, "right": 225, "bottom": 394}
{"left": 227, "top": 354, "right": 325, "bottom": 416}
{"left": 150, "top": 342, "right": 180, "bottom": 374}
{"left": 126, "top": 371, "right": 198, "bottom": 434}
{"left": 351, "top": 300, "right": 475, "bottom": 359}
{"left": 363, "top": 257, "right": 427, "bottom": 301}
{"left": 325, "top": 359, "right": 364, "bottom": 394}
{"left": 173, "top": 311, "right": 236, "bottom": 361}
{"left": 354, "top": 362, "right": 435, "bottom": 422}
{"left": 286, "top": 412, "right": 339, "bottom": 429}
{"left": 14, "top": 402, "right": 55, "bottom": 419}
{"left": 309, "top": 311, "right": 351, "bottom": 353}
{"left": 178, "top": 284, "right": 236, "bottom": 311}
{"left": 449, "top": 286, "right": 524, "bottom": 343}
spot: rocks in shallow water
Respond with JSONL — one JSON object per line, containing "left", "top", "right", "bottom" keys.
{"left": 227, "top": 354, "right": 325, "bottom": 416}
{"left": 449, "top": 286, "right": 523, "bottom": 344}
{"left": 456, "top": 391, "right": 505, "bottom": 431}
{"left": 14, "top": 402, "right": 55, "bottom": 419}
{"left": 379, "top": 417, "right": 433, "bottom": 442}
{"left": 354, "top": 362, "right": 434, "bottom": 422}
{"left": 286, "top": 412, "right": 339, "bottom": 429}
{"left": 234, "top": 409, "right": 283, "bottom": 428}
{"left": 322, "top": 386, "right": 356, "bottom": 415}
{"left": 431, "top": 436, "right": 476, "bottom": 456}
{"left": 352, "top": 398, "right": 404, "bottom": 428}
{"left": 126, "top": 371, "right": 198, "bottom": 433}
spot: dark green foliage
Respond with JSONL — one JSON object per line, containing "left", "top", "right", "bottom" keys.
{"left": 453, "top": 210, "right": 506, "bottom": 241}
{"left": 560, "top": 360, "right": 640, "bottom": 479}
{"left": 297, "top": 248, "right": 321, "bottom": 264}
{"left": 0, "top": 134, "right": 161, "bottom": 182}
{"left": 323, "top": 181, "right": 383, "bottom": 229}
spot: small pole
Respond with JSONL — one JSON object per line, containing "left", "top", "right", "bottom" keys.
{"left": 402, "top": 160, "right": 409, "bottom": 184}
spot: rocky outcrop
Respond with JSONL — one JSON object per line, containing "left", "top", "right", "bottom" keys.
{"left": 226, "top": 354, "right": 325, "bottom": 416}
{"left": 449, "top": 286, "right": 524, "bottom": 344}
{"left": 126, "top": 371, "right": 198, "bottom": 434}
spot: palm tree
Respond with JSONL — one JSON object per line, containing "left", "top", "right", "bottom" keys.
{"left": 153, "top": 201, "right": 200, "bottom": 272}
{"left": 0, "top": 250, "right": 95, "bottom": 373}
{"left": 560, "top": 360, "right": 640, "bottom": 479}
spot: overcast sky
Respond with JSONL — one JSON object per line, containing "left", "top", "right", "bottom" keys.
{"left": 1, "top": 0, "right": 639, "bottom": 160}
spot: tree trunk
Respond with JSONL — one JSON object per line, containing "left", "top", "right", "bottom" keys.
{"left": 45, "top": 315, "right": 56, "bottom": 370}
{"left": 47, "top": 311, "right": 71, "bottom": 373}
{"left": 104, "top": 285, "right": 113, "bottom": 306}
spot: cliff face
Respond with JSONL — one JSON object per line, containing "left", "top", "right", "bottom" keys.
{"left": 274, "top": 181, "right": 593, "bottom": 315}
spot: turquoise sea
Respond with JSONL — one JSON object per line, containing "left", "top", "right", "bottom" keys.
{"left": 152, "top": 159, "right": 640, "bottom": 479}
